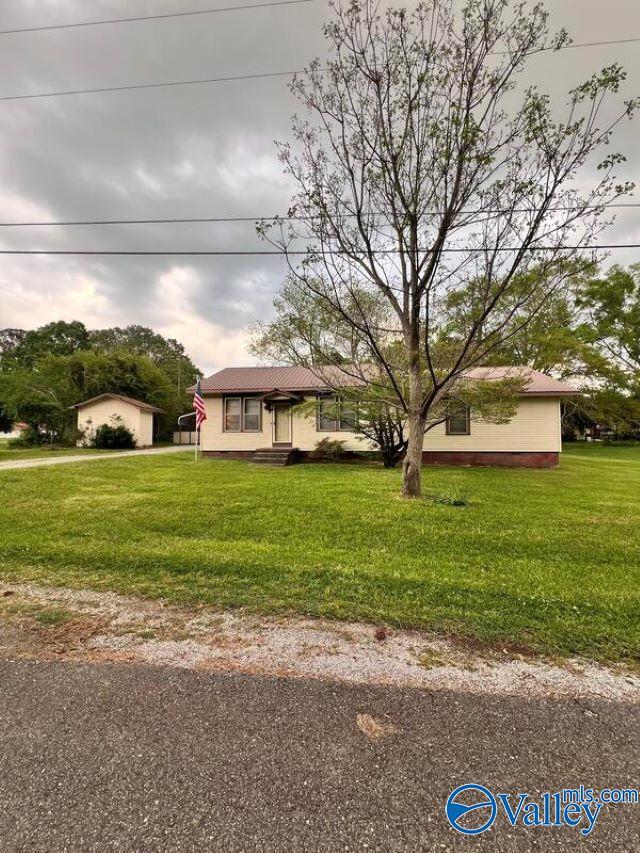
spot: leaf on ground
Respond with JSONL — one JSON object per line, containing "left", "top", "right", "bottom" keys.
{"left": 356, "top": 713, "right": 397, "bottom": 741}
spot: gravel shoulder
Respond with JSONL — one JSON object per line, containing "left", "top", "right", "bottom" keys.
{"left": 0, "top": 445, "right": 190, "bottom": 470}
{"left": 1, "top": 581, "right": 638, "bottom": 701}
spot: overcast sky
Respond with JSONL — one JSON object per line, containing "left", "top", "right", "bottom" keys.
{"left": 0, "top": 0, "right": 639, "bottom": 374}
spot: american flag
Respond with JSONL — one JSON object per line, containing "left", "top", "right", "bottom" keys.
{"left": 194, "top": 378, "right": 207, "bottom": 428}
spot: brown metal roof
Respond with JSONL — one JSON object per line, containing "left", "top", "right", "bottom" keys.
{"left": 195, "top": 366, "right": 364, "bottom": 394}
{"left": 195, "top": 365, "right": 579, "bottom": 396}
{"left": 462, "top": 367, "right": 580, "bottom": 396}
{"left": 70, "top": 393, "right": 165, "bottom": 413}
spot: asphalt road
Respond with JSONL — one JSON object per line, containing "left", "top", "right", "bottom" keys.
{"left": 0, "top": 660, "right": 638, "bottom": 852}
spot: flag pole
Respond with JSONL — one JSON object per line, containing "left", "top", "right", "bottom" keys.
{"left": 193, "top": 377, "right": 206, "bottom": 462}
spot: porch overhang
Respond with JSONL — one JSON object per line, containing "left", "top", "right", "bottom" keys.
{"left": 257, "top": 389, "right": 304, "bottom": 410}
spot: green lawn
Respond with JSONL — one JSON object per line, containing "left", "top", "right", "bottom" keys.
{"left": 0, "top": 444, "right": 638, "bottom": 664}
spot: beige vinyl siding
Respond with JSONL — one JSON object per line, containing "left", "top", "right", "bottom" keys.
{"left": 76, "top": 399, "right": 155, "bottom": 448}
{"left": 200, "top": 395, "right": 370, "bottom": 452}
{"left": 200, "top": 394, "right": 562, "bottom": 453}
{"left": 200, "top": 397, "right": 269, "bottom": 451}
{"left": 424, "top": 397, "right": 562, "bottom": 453}
{"left": 293, "top": 399, "right": 370, "bottom": 451}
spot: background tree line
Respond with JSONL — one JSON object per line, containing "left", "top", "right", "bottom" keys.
{"left": 455, "top": 262, "right": 640, "bottom": 440}
{"left": 0, "top": 321, "right": 200, "bottom": 444}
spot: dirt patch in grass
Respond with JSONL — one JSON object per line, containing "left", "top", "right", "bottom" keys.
{"left": 0, "top": 598, "right": 109, "bottom": 659}
{"left": 35, "top": 608, "right": 76, "bottom": 627}
{"left": 0, "top": 581, "right": 638, "bottom": 702}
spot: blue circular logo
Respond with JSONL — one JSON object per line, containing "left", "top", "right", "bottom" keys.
{"left": 446, "top": 783, "right": 497, "bottom": 836}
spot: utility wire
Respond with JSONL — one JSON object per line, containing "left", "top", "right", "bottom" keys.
{"left": 526, "top": 36, "right": 640, "bottom": 53}
{"left": 0, "top": 244, "right": 638, "bottom": 256}
{"left": 2, "top": 0, "right": 633, "bottom": 57}
{"left": 0, "top": 0, "right": 317, "bottom": 35}
{"left": 2, "top": 34, "right": 640, "bottom": 102}
{"left": 0, "top": 203, "right": 638, "bottom": 227}
{"left": 0, "top": 69, "right": 297, "bottom": 102}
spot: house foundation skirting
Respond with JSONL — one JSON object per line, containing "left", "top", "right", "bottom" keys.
{"left": 201, "top": 449, "right": 559, "bottom": 468}
{"left": 201, "top": 450, "right": 255, "bottom": 459}
{"left": 421, "top": 451, "right": 559, "bottom": 468}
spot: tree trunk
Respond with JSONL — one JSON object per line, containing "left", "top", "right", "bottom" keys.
{"left": 401, "top": 335, "right": 424, "bottom": 497}
{"left": 382, "top": 448, "right": 398, "bottom": 468}
{"left": 402, "top": 411, "right": 425, "bottom": 497}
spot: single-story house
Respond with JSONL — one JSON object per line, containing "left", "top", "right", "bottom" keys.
{"left": 191, "top": 365, "right": 579, "bottom": 467}
{"left": 71, "top": 393, "right": 164, "bottom": 448}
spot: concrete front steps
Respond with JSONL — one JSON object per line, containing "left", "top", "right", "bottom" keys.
{"left": 252, "top": 447, "right": 299, "bottom": 466}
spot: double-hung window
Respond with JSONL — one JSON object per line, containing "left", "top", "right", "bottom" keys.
{"left": 446, "top": 402, "right": 471, "bottom": 435}
{"left": 224, "top": 397, "right": 261, "bottom": 432}
{"left": 317, "top": 394, "right": 356, "bottom": 432}
{"left": 224, "top": 397, "right": 242, "bottom": 432}
{"left": 243, "top": 398, "right": 261, "bottom": 431}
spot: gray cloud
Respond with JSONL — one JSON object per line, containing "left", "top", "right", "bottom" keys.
{"left": 0, "top": 0, "right": 639, "bottom": 373}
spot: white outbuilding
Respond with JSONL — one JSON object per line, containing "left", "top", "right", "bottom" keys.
{"left": 72, "top": 393, "right": 164, "bottom": 448}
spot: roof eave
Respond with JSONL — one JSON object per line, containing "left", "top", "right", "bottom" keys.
{"left": 521, "top": 390, "right": 581, "bottom": 397}
{"left": 199, "top": 386, "right": 328, "bottom": 395}
{"left": 70, "top": 393, "right": 165, "bottom": 413}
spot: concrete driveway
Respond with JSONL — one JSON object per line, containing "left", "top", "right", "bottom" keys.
{"left": 0, "top": 660, "right": 638, "bottom": 851}
{"left": 0, "top": 445, "right": 191, "bottom": 471}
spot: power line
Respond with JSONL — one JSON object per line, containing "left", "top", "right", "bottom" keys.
{"left": 0, "top": 244, "right": 638, "bottom": 256}
{"left": 0, "top": 0, "right": 317, "bottom": 36}
{"left": 0, "top": 69, "right": 297, "bottom": 102}
{"left": 491, "top": 36, "right": 640, "bottom": 57}
{"left": 0, "top": 202, "right": 638, "bottom": 227}
{"left": 2, "top": 34, "right": 640, "bottom": 102}
{"left": 529, "top": 36, "right": 640, "bottom": 53}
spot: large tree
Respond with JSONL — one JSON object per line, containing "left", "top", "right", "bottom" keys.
{"left": 261, "top": 0, "right": 637, "bottom": 496}
{"left": 2, "top": 321, "right": 89, "bottom": 369}
{"left": 442, "top": 263, "right": 604, "bottom": 378}
{"left": 568, "top": 264, "right": 640, "bottom": 439}
{"left": 89, "top": 325, "right": 200, "bottom": 393}
{"left": 0, "top": 328, "right": 26, "bottom": 364}
{"left": 576, "top": 264, "right": 640, "bottom": 390}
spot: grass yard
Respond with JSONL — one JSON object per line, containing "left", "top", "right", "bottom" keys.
{"left": 0, "top": 444, "right": 638, "bottom": 664}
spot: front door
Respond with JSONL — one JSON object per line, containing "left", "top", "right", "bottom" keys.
{"left": 273, "top": 404, "right": 291, "bottom": 445}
